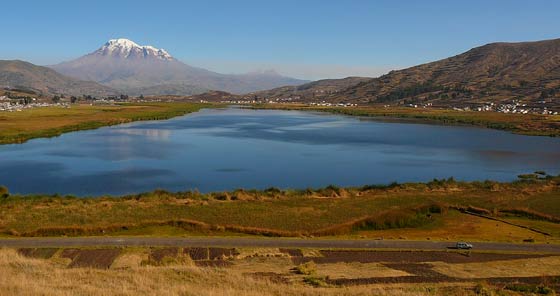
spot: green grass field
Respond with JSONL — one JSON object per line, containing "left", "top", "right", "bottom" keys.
{"left": 0, "top": 102, "right": 211, "bottom": 144}
{"left": 1, "top": 177, "right": 558, "bottom": 242}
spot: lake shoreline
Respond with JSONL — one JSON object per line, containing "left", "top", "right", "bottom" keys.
{"left": 0, "top": 102, "right": 213, "bottom": 145}
{"left": 248, "top": 104, "right": 560, "bottom": 137}
{"left": 1, "top": 106, "right": 559, "bottom": 196}
{"left": 1, "top": 103, "right": 558, "bottom": 147}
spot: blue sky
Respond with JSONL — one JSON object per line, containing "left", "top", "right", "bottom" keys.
{"left": 2, "top": 0, "right": 559, "bottom": 79}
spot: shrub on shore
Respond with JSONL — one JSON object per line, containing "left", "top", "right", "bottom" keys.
{"left": 0, "top": 186, "right": 8, "bottom": 198}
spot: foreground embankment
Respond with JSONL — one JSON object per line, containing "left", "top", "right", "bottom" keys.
{"left": 1, "top": 246, "right": 559, "bottom": 295}
{"left": 1, "top": 176, "right": 559, "bottom": 242}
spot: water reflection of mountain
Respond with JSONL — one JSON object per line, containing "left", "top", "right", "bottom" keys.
{"left": 117, "top": 129, "right": 172, "bottom": 141}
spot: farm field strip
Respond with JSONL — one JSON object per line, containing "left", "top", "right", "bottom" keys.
{"left": 3, "top": 247, "right": 560, "bottom": 294}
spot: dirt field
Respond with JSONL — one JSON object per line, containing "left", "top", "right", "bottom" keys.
{"left": 17, "top": 248, "right": 58, "bottom": 259}
{"left": 67, "top": 249, "right": 121, "bottom": 269}
{"left": 6, "top": 246, "right": 560, "bottom": 294}
{"left": 294, "top": 250, "right": 550, "bottom": 264}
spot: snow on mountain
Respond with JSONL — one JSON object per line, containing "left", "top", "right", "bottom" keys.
{"left": 95, "top": 38, "right": 173, "bottom": 61}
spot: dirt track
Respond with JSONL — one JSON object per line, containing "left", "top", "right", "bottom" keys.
{"left": 1, "top": 237, "right": 559, "bottom": 253}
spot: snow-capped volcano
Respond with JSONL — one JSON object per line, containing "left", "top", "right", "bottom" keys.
{"left": 50, "top": 38, "right": 308, "bottom": 95}
{"left": 96, "top": 38, "right": 173, "bottom": 61}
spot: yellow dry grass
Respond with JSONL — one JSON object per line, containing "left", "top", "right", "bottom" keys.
{"left": 0, "top": 248, "right": 489, "bottom": 296}
{"left": 234, "top": 248, "right": 290, "bottom": 259}
{"left": 110, "top": 250, "right": 149, "bottom": 269}
{"left": 355, "top": 211, "right": 559, "bottom": 243}
{"left": 228, "top": 257, "right": 293, "bottom": 274}
{"left": 431, "top": 256, "right": 560, "bottom": 279}
{"left": 316, "top": 262, "right": 410, "bottom": 279}
{"left": 225, "top": 256, "right": 410, "bottom": 282}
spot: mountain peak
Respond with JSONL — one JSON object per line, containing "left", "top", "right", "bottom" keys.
{"left": 105, "top": 38, "right": 140, "bottom": 49}
{"left": 95, "top": 38, "right": 173, "bottom": 61}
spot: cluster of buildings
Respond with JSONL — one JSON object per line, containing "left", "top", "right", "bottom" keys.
{"left": 308, "top": 102, "right": 358, "bottom": 107}
{"left": 270, "top": 96, "right": 301, "bottom": 102}
{"left": 0, "top": 96, "right": 70, "bottom": 112}
{"left": 222, "top": 96, "right": 304, "bottom": 104}
{"left": 450, "top": 100, "right": 558, "bottom": 115}
{"left": 219, "top": 99, "right": 260, "bottom": 104}
{"left": 405, "top": 103, "right": 434, "bottom": 108}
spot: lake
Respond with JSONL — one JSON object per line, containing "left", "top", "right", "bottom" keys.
{"left": 1, "top": 107, "right": 559, "bottom": 196}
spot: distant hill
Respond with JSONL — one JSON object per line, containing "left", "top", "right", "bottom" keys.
{"left": 337, "top": 38, "right": 560, "bottom": 105}
{"left": 51, "top": 38, "right": 308, "bottom": 95}
{"left": 248, "top": 77, "right": 371, "bottom": 101}
{"left": 252, "top": 38, "right": 560, "bottom": 106}
{"left": 0, "top": 60, "right": 117, "bottom": 97}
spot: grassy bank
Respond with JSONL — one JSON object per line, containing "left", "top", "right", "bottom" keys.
{"left": 1, "top": 176, "right": 559, "bottom": 242}
{"left": 0, "top": 102, "right": 213, "bottom": 144}
{"left": 250, "top": 104, "right": 560, "bottom": 137}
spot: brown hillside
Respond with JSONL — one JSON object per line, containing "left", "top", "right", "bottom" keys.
{"left": 338, "top": 38, "right": 560, "bottom": 105}
{"left": 0, "top": 60, "right": 117, "bottom": 97}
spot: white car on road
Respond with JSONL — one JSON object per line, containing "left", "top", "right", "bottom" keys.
{"left": 456, "top": 242, "right": 473, "bottom": 249}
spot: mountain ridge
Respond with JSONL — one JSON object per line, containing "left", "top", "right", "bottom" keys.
{"left": 250, "top": 38, "right": 560, "bottom": 106}
{"left": 51, "top": 38, "right": 308, "bottom": 95}
{"left": 340, "top": 38, "right": 560, "bottom": 104}
{"left": 0, "top": 60, "right": 117, "bottom": 97}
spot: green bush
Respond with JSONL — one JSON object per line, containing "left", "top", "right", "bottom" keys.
{"left": 0, "top": 186, "right": 8, "bottom": 198}
{"left": 361, "top": 181, "right": 400, "bottom": 191}
{"left": 518, "top": 173, "right": 538, "bottom": 180}
{"left": 474, "top": 282, "right": 492, "bottom": 296}
{"left": 505, "top": 284, "right": 554, "bottom": 295}
{"left": 294, "top": 262, "right": 316, "bottom": 275}
{"left": 303, "top": 276, "right": 328, "bottom": 287}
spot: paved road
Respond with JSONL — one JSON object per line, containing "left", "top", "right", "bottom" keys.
{"left": 0, "top": 237, "right": 559, "bottom": 253}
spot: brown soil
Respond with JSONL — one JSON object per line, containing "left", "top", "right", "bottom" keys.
{"left": 194, "top": 260, "right": 233, "bottom": 268}
{"left": 17, "top": 248, "right": 58, "bottom": 259}
{"left": 486, "top": 276, "right": 560, "bottom": 291}
{"left": 244, "top": 272, "right": 292, "bottom": 284}
{"left": 209, "top": 247, "right": 238, "bottom": 260}
{"left": 384, "top": 263, "right": 450, "bottom": 278}
{"left": 182, "top": 247, "right": 238, "bottom": 261}
{"left": 279, "top": 248, "right": 303, "bottom": 257}
{"left": 328, "top": 274, "right": 560, "bottom": 292}
{"left": 149, "top": 247, "right": 178, "bottom": 263}
{"left": 325, "top": 261, "right": 560, "bottom": 292}
{"left": 68, "top": 249, "right": 121, "bottom": 269}
{"left": 59, "top": 248, "right": 81, "bottom": 260}
{"left": 184, "top": 247, "right": 209, "bottom": 260}
{"left": 293, "top": 250, "right": 549, "bottom": 264}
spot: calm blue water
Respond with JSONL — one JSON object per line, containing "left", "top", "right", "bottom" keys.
{"left": 1, "top": 107, "right": 559, "bottom": 196}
